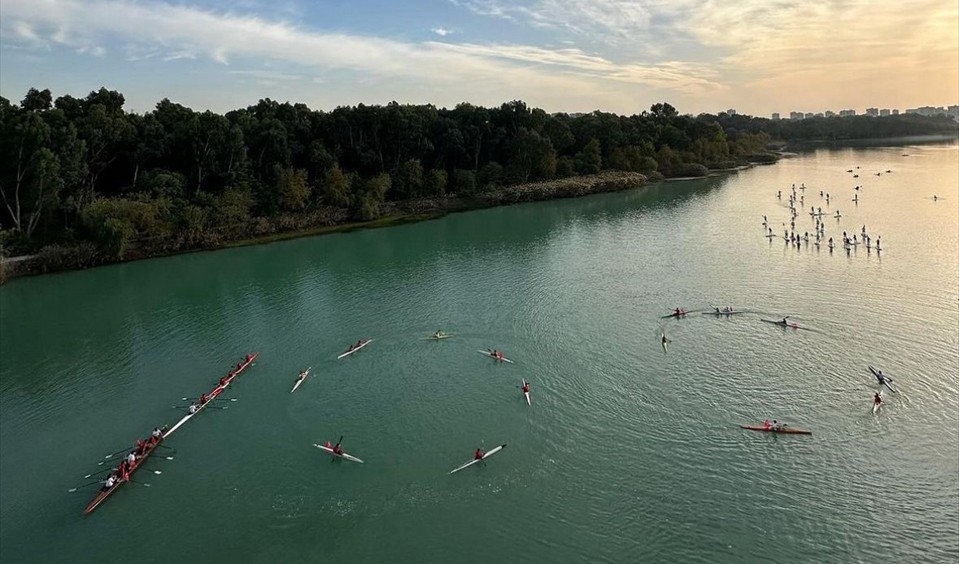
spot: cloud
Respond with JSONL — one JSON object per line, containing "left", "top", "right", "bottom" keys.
{"left": 431, "top": 27, "right": 454, "bottom": 37}
{"left": 0, "top": 0, "right": 717, "bottom": 94}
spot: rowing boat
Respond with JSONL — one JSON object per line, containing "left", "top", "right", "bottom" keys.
{"left": 291, "top": 367, "right": 311, "bottom": 393}
{"left": 337, "top": 339, "right": 372, "bottom": 359}
{"left": 740, "top": 425, "right": 812, "bottom": 435}
{"left": 522, "top": 379, "right": 531, "bottom": 406}
{"left": 313, "top": 443, "right": 364, "bottom": 463}
{"left": 165, "top": 352, "right": 259, "bottom": 438}
{"left": 84, "top": 438, "right": 162, "bottom": 515}
{"left": 761, "top": 319, "right": 800, "bottom": 329}
{"left": 449, "top": 444, "right": 506, "bottom": 474}
{"left": 868, "top": 366, "right": 897, "bottom": 393}
{"left": 477, "top": 350, "right": 513, "bottom": 363}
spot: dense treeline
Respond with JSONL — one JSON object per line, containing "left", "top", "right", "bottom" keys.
{"left": 1, "top": 88, "right": 955, "bottom": 261}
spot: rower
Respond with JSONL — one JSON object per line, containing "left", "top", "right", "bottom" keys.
{"left": 474, "top": 448, "right": 485, "bottom": 460}
{"left": 134, "top": 439, "right": 148, "bottom": 456}
{"left": 126, "top": 451, "right": 137, "bottom": 466}
{"left": 236, "top": 362, "right": 242, "bottom": 371}
{"left": 763, "top": 419, "right": 771, "bottom": 429}
{"left": 101, "top": 474, "right": 117, "bottom": 491}
{"left": 772, "top": 420, "right": 780, "bottom": 431}
{"left": 219, "top": 375, "right": 229, "bottom": 387}
{"left": 151, "top": 427, "right": 163, "bottom": 443}
{"left": 245, "top": 354, "right": 252, "bottom": 363}
{"left": 199, "top": 393, "right": 209, "bottom": 406}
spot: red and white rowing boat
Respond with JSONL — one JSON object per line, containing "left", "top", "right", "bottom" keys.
{"left": 83, "top": 352, "right": 259, "bottom": 515}
{"left": 84, "top": 438, "right": 162, "bottom": 515}
{"left": 165, "top": 352, "right": 259, "bottom": 438}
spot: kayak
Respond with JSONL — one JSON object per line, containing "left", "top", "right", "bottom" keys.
{"left": 477, "top": 350, "right": 514, "bottom": 364}
{"left": 428, "top": 333, "right": 452, "bottom": 340}
{"left": 868, "top": 366, "right": 898, "bottom": 393}
{"left": 338, "top": 339, "right": 372, "bottom": 359}
{"left": 449, "top": 444, "right": 506, "bottom": 474}
{"left": 522, "top": 379, "right": 531, "bottom": 406}
{"left": 661, "top": 310, "right": 688, "bottom": 319}
{"left": 313, "top": 443, "right": 364, "bottom": 463}
{"left": 290, "top": 367, "right": 311, "bottom": 393}
{"left": 761, "top": 319, "right": 800, "bottom": 329}
{"left": 740, "top": 425, "right": 812, "bottom": 435}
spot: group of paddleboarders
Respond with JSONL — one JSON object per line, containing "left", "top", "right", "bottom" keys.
{"left": 767, "top": 179, "right": 887, "bottom": 255}
{"left": 100, "top": 426, "right": 166, "bottom": 491}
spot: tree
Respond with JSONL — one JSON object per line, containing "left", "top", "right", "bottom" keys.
{"left": 320, "top": 164, "right": 351, "bottom": 208}
{"left": 424, "top": 169, "right": 448, "bottom": 197}
{"left": 392, "top": 158, "right": 424, "bottom": 199}
{"left": 574, "top": 139, "right": 602, "bottom": 175}
{"left": 274, "top": 166, "right": 310, "bottom": 211}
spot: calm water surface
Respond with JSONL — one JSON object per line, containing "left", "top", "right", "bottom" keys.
{"left": 1, "top": 143, "right": 957, "bottom": 563}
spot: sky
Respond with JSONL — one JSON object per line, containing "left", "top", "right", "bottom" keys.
{"left": 1, "top": 0, "right": 957, "bottom": 117}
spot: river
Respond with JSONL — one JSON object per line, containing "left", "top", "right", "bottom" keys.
{"left": 1, "top": 142, "right": 957, "bottom": 563}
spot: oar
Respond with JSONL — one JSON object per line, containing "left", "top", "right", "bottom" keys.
{"left": 68, "top": 481, "right": 103, "bottom": 493}
{"left": 128, "top": 479, "right": 151, "bottom": 488}
{"left": 102, "top": 447, "right": 133, "bottom": 460}
{"left": 83, "top": 466, "right": 116, "bottom": 479}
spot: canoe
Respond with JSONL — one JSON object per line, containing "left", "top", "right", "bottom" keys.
{"left": 761, "top": 319, "right": 800, "bottom": 329}
{"left": 477, "top": 350, "right": 513, "bottom": 364}
{"left": 449, "top": 444, "right": 506, "bottom": 474}
{"left": 291, "top": 367, "right": 311, "bottom": 393}
{"left": 740, "top": 425, "right": 812, "bottom": 435}
{"left": 868, "top": 366, "right": 897, "bottom": 393}
{"left": 313, "top": 443, "right": 364, "bottom": 463}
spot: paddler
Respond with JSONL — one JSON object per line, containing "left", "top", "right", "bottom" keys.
{"left": 522, "top": 382, "right": 530, "bottom": 394}
{"left": 332, "top": 441, "right": 344, "bottom": 455}
{"left": 661, "top": 334, "right": 669, "bottom": 346}
{"left": 434, "top": 330, "right": 444, "bottom": 338}
{"left": 763, "top": 419, "right": 772, "bottom": 429}
{"left": 874, "top": 392, "right": 883, "bottom": 406}
{"left": 474, "top": 448, "right": 485, "bottom": 460}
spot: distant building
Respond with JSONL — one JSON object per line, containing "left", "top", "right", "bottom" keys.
{"left": 725, "top": 109, "right": 737, "bottom": 116}
{"left": 839, "top": 109, "right": 856, "bottom": 117}
{"left": 907, "top": 106, "right": 947, "bottom": 116}
{"left": 825, "top": 110, "right": 837, "bottom": 118}
{"left": 815, "top": 113, "right": 824, "bottom": 118}
{"left": 879, "top": 109, "right": 891, "bottom": 117}
{"left": 804, "top": 112, "right": 815, "bottom": 119}
{"left": 949, "top": 105, "right": 959, "bottom": 122}
{"left": 790, "top": 111, "right": 804, "bottom": 120}
{"left": 866, "top": 107, "right": 879, "bottom": 117}
{"left": 892, "top": 109, "right": 899, "bottom": 115}
{"left": 771, "top": 113, "right": 780, "bottom": 120}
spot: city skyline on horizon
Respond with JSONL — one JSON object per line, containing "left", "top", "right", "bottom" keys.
{"left": 1, "top": 0, "right": 957, "bottom": 117}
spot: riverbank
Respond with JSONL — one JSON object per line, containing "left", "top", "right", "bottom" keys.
{"left": 0, "top": 171, "right": 649, "bottom": 283}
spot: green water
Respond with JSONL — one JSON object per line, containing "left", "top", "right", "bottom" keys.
{"left": 1, "top": 143, "right": 957, "bottom": 563}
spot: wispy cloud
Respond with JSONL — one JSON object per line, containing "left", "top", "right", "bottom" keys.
{"left": 431, "top": 27, "right": 454, "bottom": 37}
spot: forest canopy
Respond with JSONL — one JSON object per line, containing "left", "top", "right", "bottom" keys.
{"left": 1, "top": 88, "right": 955, "bottom": 260}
